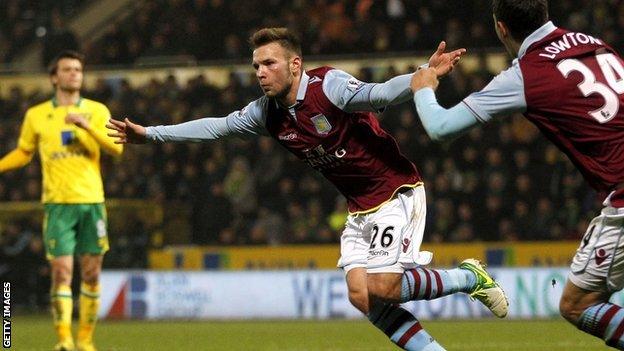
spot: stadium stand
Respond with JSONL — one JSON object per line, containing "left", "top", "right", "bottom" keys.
{"left": 4, "top": 1, "right": 623, "bottom": 68}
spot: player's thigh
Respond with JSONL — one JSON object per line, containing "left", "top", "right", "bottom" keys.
{"left": 75, "top": 203, "right": 109, "bottom": 256}
{"left": 43, "top": 204, "right": 79, "bottom": 259}
{"left": 570, "top": 208, "right": 624, "bottom": 292}
{"left": 367, "top": 186, "right": 427, "bottom": 273}
{"left": 338, "top": 214, "right": 368, "bottom": 272}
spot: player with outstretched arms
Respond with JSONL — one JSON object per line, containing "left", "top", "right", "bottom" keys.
{"left": 108, "top": 28, "right": 508, "bottom": 350}
{"left": 411, "top": 0, "right": 624, "bottom": 348}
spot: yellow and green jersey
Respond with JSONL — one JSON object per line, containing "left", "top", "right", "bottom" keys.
{"left": 17, "top": 97, "right": 122, "bottom": 203}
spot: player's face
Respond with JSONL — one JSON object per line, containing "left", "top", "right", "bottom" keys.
{"left": 252, "top": 42, "right": 297, "bottom": 99}
{"left": 51, "top": 58, "right": 83, "bottom": 93}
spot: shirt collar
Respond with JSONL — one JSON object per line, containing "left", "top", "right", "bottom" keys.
{"left": 518, "top": 21, "right": 557, "bottom": 59}
{"left": 51, "top": 96, "right": 83, "bottom": 108}
{"left": 296, "top": 70, "right": 310, "bottom": 103}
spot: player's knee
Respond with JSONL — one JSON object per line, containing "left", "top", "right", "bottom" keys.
{"left": 80, "top": 264, "right": 101, "bottom": 284}
{"left": 348, "top": 290, "right": 368, "bottom": 314}
{"left": 51, "top": 262, "right": 72, "bottom": 286}
{"left": 81, "top": 267, "right": 100, "bottom": 285}
{"left": 559, "top": 294, "right": 584, "bottom": 325}
{"left": 367, "top": 274, "right": 401, "bottom": 302}
{"left": 80, "top": 256, "right": 103, "bottom": 284}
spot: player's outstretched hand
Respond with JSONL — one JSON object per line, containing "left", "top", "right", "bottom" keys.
{"left": 410, "top": 68, "right": 439, "bottom": 93}
{"left": 428, "top": 41, "right": 466, "bottom": 77}
{"left": 106, "top": 118, "right": 147, "bottom": 144}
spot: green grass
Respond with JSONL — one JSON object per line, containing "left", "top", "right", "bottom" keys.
{"left": 11, "top": 316, "right": 608, "bottom": 350}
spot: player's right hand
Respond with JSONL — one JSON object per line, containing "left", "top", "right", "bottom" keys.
{"left": 410, "top": 68, "right": 439, "bottom": 93}
{"left": 106, "top": 118, "right": 147, "bottom": 144}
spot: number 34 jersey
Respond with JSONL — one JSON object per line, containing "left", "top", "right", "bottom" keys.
{"left": 462, "top": 21, "right": 624, "bottom": 207}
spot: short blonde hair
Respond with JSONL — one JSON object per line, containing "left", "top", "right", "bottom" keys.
{"left": 249, "top": 28, "right": 302, "bottom": 56}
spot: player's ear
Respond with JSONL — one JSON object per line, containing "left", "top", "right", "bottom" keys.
{"left": 496, "top": 20, "right": 509, "bottom": 39}
{"left": 290, "top": 55, "right": 302, "bottom": 75}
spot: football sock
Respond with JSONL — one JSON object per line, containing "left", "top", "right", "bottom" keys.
{"left": 368, "top": 302, "right": 446, "bottom": 350}
{"left": 51, "top": 284, "right": 73, "bottom": 342}
{"left": 578, "top": 302, "right": 624, "bottom": 349}
{"left": 401, "top": 267, "right": 476, "bottom": 302}
{"left": 78, "top": 282, "right": 101, "bottom": 344}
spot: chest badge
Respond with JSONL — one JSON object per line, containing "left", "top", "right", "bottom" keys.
{"left": 311, "top": 114, "right": 332, "bottom": 135}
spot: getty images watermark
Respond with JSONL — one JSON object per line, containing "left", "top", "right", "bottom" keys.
{"left": 2, "top": 282, "right": 10, "bottom": 348}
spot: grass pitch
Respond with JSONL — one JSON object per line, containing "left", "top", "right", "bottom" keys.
{"left": 11, "top": 316, "right": 607, "bottom": 350}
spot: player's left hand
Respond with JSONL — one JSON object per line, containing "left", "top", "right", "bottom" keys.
{"left": 410, "top": 68, "right": 439, "bottom": 92}
{"left": 65, "top": 113, "right": 90, "bottom": 129}
{"left": 428, "top": 41, "right": 466, "bottom": 77}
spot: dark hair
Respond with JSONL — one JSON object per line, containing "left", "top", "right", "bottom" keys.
{"left": 492, "top": 0, "right": 549, "bottom": 42}
{"left": 48, "top": 50, "right": 85, "bottom": 75}
{"left": 249, "top": 28, "right": 302, "bottom": 56}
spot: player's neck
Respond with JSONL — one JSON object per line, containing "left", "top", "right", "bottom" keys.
{"left": 55, "top": 89, "right": 81, "bottom": 106}
{"left": 503, "top": 39, "right": 522, "bottom": 58}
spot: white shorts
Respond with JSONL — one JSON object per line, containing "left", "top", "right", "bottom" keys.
{"left": 569, "top": 193, "right": 624, "bottom": 293}
{"left": 337, "top": 186, "right": 432, "bottom": 274}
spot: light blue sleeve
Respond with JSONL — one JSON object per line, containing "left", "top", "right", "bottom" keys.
{"left": 145, "top": 97, "right": 268, "bottom": 142}
{"left": 462, "top": 60, "right": 527, "bottom": 122}
{"left": 414, "top": 88, "right": 482, "bottom": 141}
{"left": 322, "top": 69, "right": 414, "bottom": 113}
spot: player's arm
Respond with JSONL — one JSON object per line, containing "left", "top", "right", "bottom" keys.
{"left": 67, "top": 111, "right": 123, "bottom": 156}
{"left": 107, "top": 97, "right": 268, "bottom": 144}
{"left": 411, "top": 64, "right": 527, "bottom": 142}
{"left": 325, "top": 42, "right": 465, "bottom": 113}
{"left": 0, "top": 110, "right": 36, "bottom": 172}
{"left": 0, "top": 148, "right": 34, "bottom": 173}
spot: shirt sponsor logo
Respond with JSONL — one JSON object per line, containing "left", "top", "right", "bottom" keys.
{"left": 311, "top": 114, "right": 332, "bottom": 135}
{"left": 302, "top": 145, "right": 346, "bottom": 170}
{"left": 61, "top": 130, "right": 75, "bottom": 145}
{"left": 369, "top": 249, "right": 389, "bottom": 257}
{"left": 50, "top": 150, "right": 89, "bottom": 160}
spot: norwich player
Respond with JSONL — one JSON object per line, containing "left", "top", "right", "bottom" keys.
{"left": 0, "top": 51, "right": 122, "bottom": 351}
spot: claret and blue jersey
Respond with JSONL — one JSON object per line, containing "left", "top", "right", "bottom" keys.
{"left": 416, "top": 21, "right": 624, "bottom": 207}
{"left": 146, "top": 66, "right": 422, "bottom": 214}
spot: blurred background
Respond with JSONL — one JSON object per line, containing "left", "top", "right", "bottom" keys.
{"left": 1, "top": 0, "right": 623, "bottom": 340}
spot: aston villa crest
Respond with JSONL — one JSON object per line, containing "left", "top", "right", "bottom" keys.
{"left": 311, "top": 114, "right": 332, "bottom": 135}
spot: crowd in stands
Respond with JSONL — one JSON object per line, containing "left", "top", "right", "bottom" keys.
{"left": 1, "top": 0, "right": 84, "bottom": 65}
{"left": 84, "top": 0, "right": 624, "bottom": 65}
{"left": 3, "top": 1, "right": 624, "bottom": 67}
{"left": 0, "top": 61, "right": 597, "bottom": 252}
